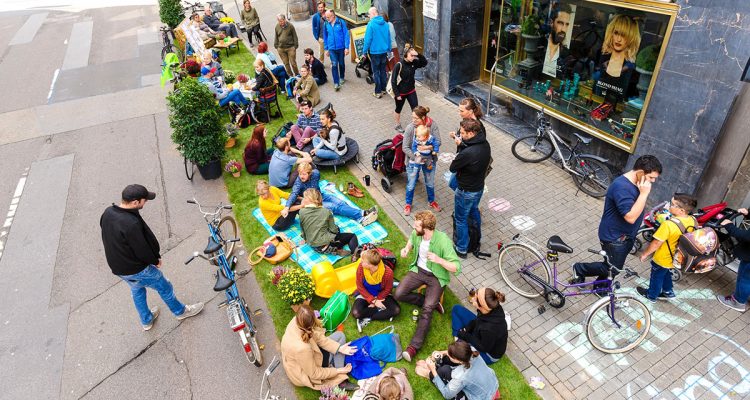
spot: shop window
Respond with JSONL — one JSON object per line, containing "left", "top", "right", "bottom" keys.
{"left": 482, "top": 0, "right": 677, "bottom": 152}
{"left": 326, "top": 0, "right": 372, "bottom": 24}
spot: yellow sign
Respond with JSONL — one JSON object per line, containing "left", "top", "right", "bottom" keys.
{"left": 349, "top": 25, "right": 367, "bottom": 62}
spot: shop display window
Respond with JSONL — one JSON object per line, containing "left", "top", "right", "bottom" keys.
{"left": 483, "top": 0, "right": 677, "bottom": 152}
{"left": 326, "top": 0, "right": 372, "bottom": 24}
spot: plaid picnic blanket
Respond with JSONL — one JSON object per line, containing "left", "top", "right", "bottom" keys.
{"left": 252, "top": 180, "right": 388, "bottom": 272}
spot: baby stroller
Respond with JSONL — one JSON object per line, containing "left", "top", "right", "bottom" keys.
{"left": 371, "top": 132, "right": 405, "bottom": 193}
{"left": 354, "top": 55, "right": 373, "bottom": 84}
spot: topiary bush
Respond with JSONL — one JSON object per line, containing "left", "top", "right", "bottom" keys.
{"left": 159, "top": 0, "right": 184, "bottom": 29}
{"left": 636, "top": 44, "right": 661, "bottom": 72}
{"left": 167, "top": 78, "right": 226, "bottom": 165}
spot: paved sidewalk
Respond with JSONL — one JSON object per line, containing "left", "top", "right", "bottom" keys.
{"left": 242, "top": 3, "right": 750, "bottom": 399}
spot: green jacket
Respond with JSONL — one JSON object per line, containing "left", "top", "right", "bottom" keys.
{"left": 275, "top": 23, "right": 299, "bottom": 49}
{"left": 241, "top": 8, "right": 259, "bottom": 28}
{"left": 408, "top": 230, "right": 461, "bottom": 287}
{"left": 299, "top": 205, "right": 337, "bottom": 247}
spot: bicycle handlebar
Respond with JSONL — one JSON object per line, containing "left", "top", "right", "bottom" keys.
{"left": 187, "top": 198, "right": 233, "bottom": 220}
{"left": 267, "top": 357, "right": 281, "bottom": 375}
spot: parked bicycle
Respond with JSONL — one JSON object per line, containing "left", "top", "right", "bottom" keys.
{"left": 185, "top": 1, "right": 228, "bottom": 18}
{"left": 511, "top": 108, "right": 613, "bottom": 198}
{"left": 160, "top": 26, "right": 184, "bottom": 63}
{"left": 185, "top": 199, "right": 263, "bottom": 366}
{"left": 498, "top": 234, "right": 651, "bottom": 353}
{"left": 259, "top": 356, "right": 283, "bottom": 400}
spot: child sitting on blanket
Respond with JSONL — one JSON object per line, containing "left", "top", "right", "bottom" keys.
{"left": 299, "top": 188, "right": 360, "bottom": 261}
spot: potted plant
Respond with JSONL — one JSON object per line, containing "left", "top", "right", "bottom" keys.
{"left": 158, "top": 0, "right": 184, "bottom": 30}
{"left": 225, "top": 159, "right": 242, "bottom": 178}
{"left": 276, "top": 267, "right": 315, "bottom": 312}
{"left": 167, "top": 78, "right": 226, "bottom": 180}
{"left": 319, "top": 386, "right": 350, "bottom": 400}
{"left": 225, "top": 123, "right": 239, "bottom": 148}
{"left": 635, "top": 44, "right": 661, "bottom": 99}
{"left": 269, "top": 265, "right": 288, "bottom": 286}
{"left": 520, "top": 14, "right": 543, "bottom": 63}
{"left": 224, "top": 70, "right": 237, "bottom": 85}
{"left": 236, "top": 73, "right": 250, "bottom": 90}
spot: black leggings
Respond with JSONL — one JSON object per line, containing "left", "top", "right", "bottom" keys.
{"left": 246, "top": 24, "right": 262, "bottom": 44}
{"left": 330, "top": 232, "right": 358, "bottom": 252}
{"left": 351, "top": 295, "right": 400, "bottom": 320}
{"left": 394, "top": 91, "right": 419, "bottom": 114}
{"left": 272, "top": 210, "right": 298, "bottom": 231}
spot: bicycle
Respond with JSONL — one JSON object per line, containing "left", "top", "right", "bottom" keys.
{"left": 184, "top": 157, "right": 196, "bottom": 181}
{"left": 160, "top": 26, "right": 184, "bottom": 63}
{"left": 498, "top": 234, "right": 651, "bottom": 353}
{"left": 185, "top": 199, "right": 263, "bottom": 366}
{"left": 259, "top": 356, "right": 283, "bottom": 400}
{"left": 511, "top": 108, "right": 613, "bottom": 198}
{"left": 185, "top": 1, "right": 228, "bottom": 18}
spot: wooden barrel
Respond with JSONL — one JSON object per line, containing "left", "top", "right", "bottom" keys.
{"left": 288, "top": 0, "right": 309, "bottom": 21}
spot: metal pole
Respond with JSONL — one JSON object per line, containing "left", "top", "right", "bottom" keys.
{"left": 486, "top": 0, "right": 507, "bottom": 115}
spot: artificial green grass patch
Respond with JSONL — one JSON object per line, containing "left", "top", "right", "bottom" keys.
{"left": 217, "top": 42, "right": 539, "bottom": 400}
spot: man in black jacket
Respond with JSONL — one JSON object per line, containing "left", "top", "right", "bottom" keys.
{"left": 717, "top": 207, "right": 750, "bottom": 312}
{"left": 100, "top": 185, "right": 204, "bottom": 330}
{"left": 449, "top": 119, "right": 491, "bottom": 258}
{"left": 203, "top": 7, "right": 238, "bottom": 38}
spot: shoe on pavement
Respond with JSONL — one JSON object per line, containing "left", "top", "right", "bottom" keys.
{"left": 402, "top": 346, "right": 416, "bottom": 362}
{"left": 659, "top": 291, "right": 677, "bottom": 300}
{"left": 372, "top": 92, "right": 382, "bottom": 99}
{"left": 334, "top": 84, "right": 341, "bottom": 91}
{"left": 635, "top": 286, "right": 656, "bottom": 303}
{"left": 404, "top": 204, "right": 412, "bottom": 216}
{"left": 717, "top": 294, "right": 746, "bottom": 312}
{"left": 395, "top": 124, "right": 404, "bottom": 133}
{"left": 177, "top": 302, "right": 205, "bottom": 320}
{"left": 454, "top": 247, "right": 467, "bottom": 259}
{"left": 356, "top": 318, "right": 371, "bottom": 333}
{"left": 429, "top": 201, "right": 441, "bottom": 212}
{"left": 347, "top": 182, "right": 364, "bottom": 198}
{"left": 340, "top": 78, "right": 346, "bottom": 85}
{"left": 143, "top": 307, "right": 160, "bottom": 331}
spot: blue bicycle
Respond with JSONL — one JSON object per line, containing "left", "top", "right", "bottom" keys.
{"left": 185, "top": 199, "right": 263, "bottom": 366}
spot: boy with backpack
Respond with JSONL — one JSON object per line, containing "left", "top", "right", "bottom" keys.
{"left": 636, "top": 193, "right": 698, "bottom": 302}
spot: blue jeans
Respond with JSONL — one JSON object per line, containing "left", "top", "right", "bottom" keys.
{"left": 451, "top": 305, "right": 498, "bottom": 365}
{"left": 448, "top": 173, "right": 458, "bottom": 191}
{"left": 647, "top": 260, "right": 674, "bottom": 300}
{"left": 271, "top": 65, "right": 289, "bottom": 84}
{"left": 119, "top": 265, "right": 186, "bottom": 325}
{"left": 733, "top": 260, "right": 750, "bottom": 303}
{"left": 370, "top": 53, "right": 388, "bottom": 94}
{"left": 454, "top": 188, "right": 483, "bottom": 253}
{"left": 405, "top": 162, "right": 436, "bottom": 206}
{"left": 322, "top": 192, "right": 362, "bottom": 221}
{"left": 573, "top": 238, "right": 634, "bottom": 284}
{"left": 329, "top": 49, "right": 346, "bottom": 84}
{"left": 219, "top": 89, "right": 249, "bottom": 106}
{"left": 312, "top": 137, "right": 340, "bottom": 160}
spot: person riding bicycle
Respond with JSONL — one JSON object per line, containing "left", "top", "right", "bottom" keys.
{"left": 570, "top": 155, "right": 662, "bottom": 294}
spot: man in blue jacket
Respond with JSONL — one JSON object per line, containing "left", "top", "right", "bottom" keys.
{"left": 323, "top": 10, "right": 350, "bottom": 91}
{"left": 363, "top": 7, "right": 391, "bottom": 98}
{"left": 312, "top": 1, "right": 327, "bottom": 64}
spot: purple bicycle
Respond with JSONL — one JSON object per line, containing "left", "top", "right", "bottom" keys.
{"left": 498, "top": 234, "right": 651, "bottom": 353}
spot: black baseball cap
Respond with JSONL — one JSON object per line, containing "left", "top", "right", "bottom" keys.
{"left": 122, "top": 184, "right": 156, "bottom": 201}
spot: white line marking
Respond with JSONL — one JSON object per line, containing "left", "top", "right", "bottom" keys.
{"left": 47, "top": 68, "right": 60, "bottom": 102}
{"left": 13, "top": 177, "right": 26, "bottom": 198}
{"left": 9, "top": 13, "right": 48, "bottom": 45}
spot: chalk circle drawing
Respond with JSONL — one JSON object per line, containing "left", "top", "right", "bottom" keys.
{"left": 488, "top": 198, "right": 512, "bottom": 212}
{"left": 438, "top": 152, "right": 456, "bottom": 163}
{"left": 510, "top": 215, "right": 536, "bottom": 231}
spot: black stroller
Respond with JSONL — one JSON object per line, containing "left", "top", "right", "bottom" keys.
{"left": 355, "top": 55, "right": 374, "bottom": 84}
{"left": 371, "top": 132, "right": 405, "bottom": 193}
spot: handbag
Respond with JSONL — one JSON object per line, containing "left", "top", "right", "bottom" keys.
{"left": 385, "top": 62, "right": 402, "bottom": 98}
{"left": 248, "top": 232, "right": 296, "bottom": 265}
{"left": 320, "top": 290, "right": 351, "bottom": 332}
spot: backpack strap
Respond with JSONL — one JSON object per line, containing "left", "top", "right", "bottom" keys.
{"left": 664, "top": 217, "right": 695, "bottom": 259}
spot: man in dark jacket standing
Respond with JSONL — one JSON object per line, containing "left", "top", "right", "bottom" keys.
{"left": 717, "top": 207, "right": 750, "bottom": 312}
{"left": 362, "top": 7, "right": 391, "bottom": 98}
{"left": 449, "top": 119, "right": 491, "bottom": 258}
{"left": 100, "top": 185, "right": 204, "bottom": 330}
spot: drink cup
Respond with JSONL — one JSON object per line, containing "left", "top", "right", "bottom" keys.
{"left": 364, "top": 175, "right": 371, "bottom": 186}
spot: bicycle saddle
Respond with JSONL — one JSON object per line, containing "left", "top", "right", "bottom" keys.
{"left": 213, "top": 268, "right": 234, "bottom": 292}
{"left": 547, "top": 235, "right": 573, "bottom": 253}
{"left": 204, "top": 237, "right": 222, "bottom": 254}
{"left": 573, "top": 132, "right": 592, "bottom": 145}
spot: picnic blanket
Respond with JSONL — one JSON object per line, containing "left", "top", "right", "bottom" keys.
{"left": 252, "top": 180, "right": 388, "bottom": 272}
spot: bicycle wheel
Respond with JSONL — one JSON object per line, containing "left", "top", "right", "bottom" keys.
{"left": 571, "top": 156, "right": 613, "bottom": 198}
{"left": 218, "top": 216, "right": 238, "bottom": 257}
{"left": 498, "top": 244, "right": 551, "bottom": 298}
{"left": 184, "top": 157, "right": 195, "bottom": 180}
{"left": 161, "top": 44, "right": 184, "bottom": 63}
{"left": 511, "top": 135, "right": 554, "bottom": 163}
{"left": 585, "top": 294, "right": 651, "bottom": 354}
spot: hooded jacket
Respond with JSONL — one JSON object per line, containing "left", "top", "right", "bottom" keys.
{"left": 457, "top": 306, "right": 508, "bottom": 359}
{"left": 726, "top": 224, "right": 750, "bottom": 262}
{"left": 100, "top": 205, "right": 160, "bottom": 276}
{"left": 449, "top": 128, "right": 491, "bottom": 192}
{"left": 363, "top": 16, "right": 391, "bottom": 55}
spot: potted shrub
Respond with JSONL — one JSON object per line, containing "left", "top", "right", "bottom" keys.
{"left": 225, "top": 159, "right": 242, "bottom": 178}
{"left": 269, "top": 265, "right": 288, "bottom": 286}
{"left": 167, "top": 78, "right": 226, "bottom": 180}
{"left": 224, "top": 70, "right": 237, "bottom": 85}
{"left": 225, "top": 123, "right": 238, "bottom": 148}
{"left": 158, "top": 0, "right": 184, "bottom": 30}
{"left": 520, "top": 14, "right": 543, "bottom": 62}
{"left": 636, "top": 44, "right": 661, "bottom": 99}
{"left": 277, "top": 267, "right": 315, "bottom": 312}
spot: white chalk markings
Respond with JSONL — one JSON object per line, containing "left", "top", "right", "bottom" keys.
{"left": 0, "top": 168, "right": 29, "bottom": 261}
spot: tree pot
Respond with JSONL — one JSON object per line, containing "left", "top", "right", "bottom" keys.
{"left": 232, "top": 171, "right": 241, "bottom": 178}
{"left": 225, "top": 137, "right": 236, "bottom": 148}
{"left": 197, "top": 159, "right": 222, "bottom": 180}
{"left": 290, "top": 298, "right": 312, "bottom": 313}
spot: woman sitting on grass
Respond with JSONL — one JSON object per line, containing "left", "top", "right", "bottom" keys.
{"left": 280, "top": 304, "right": 359, "bottom": 391}
{"left": 293, "top": 64, "right": 320, "bottom": 107}
{"left": 352, "top": 249, "right": 401, "bottom": 332}
{"left": 451, "top": 287, "right": 508, "bottom": 364}
{"left": 256, "top": 180, "right": 297, "bottom": 231}
{"left": 311, "top": 108, "right": 347, "bottom": 162}
{"left": 298, "top": 188, "right": 360, "bottom": 261}
{"left": 417, "top": 340, "right": 498, "bottom": 400}
{"left": 243, "top": 124, "right": 272, "bottom": 175}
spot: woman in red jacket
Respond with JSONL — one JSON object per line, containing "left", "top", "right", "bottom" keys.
{"left": 352, "top": 249, "right": 401, "bottom": 332}
{"left": 243, "top": 124, "right": 272, "bottom": 174}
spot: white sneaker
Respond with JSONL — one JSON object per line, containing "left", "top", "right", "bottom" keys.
{"left": 356, "top": 318, "right": 371, "bottom": 333}
{"left": 143, "top": 307, "right": 160, "bottom": 331}
{"left": 177, "top": 302, "right": 205, "bottom": 320}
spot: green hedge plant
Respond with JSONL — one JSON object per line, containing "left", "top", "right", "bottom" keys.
{"left": 636, "top": 44, "right": 661, "bottom": 72}
{"left": 167, "top": 78, "right": 226, "bottom": 166}
{"left": 159, "top": 0, "right": 184, "bottom": 29}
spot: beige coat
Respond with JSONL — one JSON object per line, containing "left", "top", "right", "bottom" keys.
{"left": 280, "top": 318, "right": 349, "bottom": 390}
{"left": 367, "top": 367, "right": 414, "bottom": 400}
{"left": 294, "top": 74, "right": 320, "bottom": 106}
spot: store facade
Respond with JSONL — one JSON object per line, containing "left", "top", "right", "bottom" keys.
{"left": 368, "top": 0, "right": 750, "bottom": 205}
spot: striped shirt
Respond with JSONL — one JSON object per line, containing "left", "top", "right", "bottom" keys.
{"left": 296, "top": 112, "right": 322, "bottom": 133}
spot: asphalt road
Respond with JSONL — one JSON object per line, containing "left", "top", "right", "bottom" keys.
{"left": 0, "top": 2, "right": 296, "bottom": 399}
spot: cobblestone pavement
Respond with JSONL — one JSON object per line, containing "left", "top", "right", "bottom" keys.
{"left": 246, "top": 3, "right": 750, "bottom": 399}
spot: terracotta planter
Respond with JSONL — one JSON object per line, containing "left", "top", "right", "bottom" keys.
{"left": 232, "top": 171, "right": 241, "bottom": 178}
{"left": 225, "top": 137, "right": 236, "bottom": 148}
{"left": 290, "top": 298, "right": 312, "bottom": 313}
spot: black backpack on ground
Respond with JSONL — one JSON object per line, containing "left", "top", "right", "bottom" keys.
{"left": 452, "top": 213, "right": 491, "bottom": 259}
